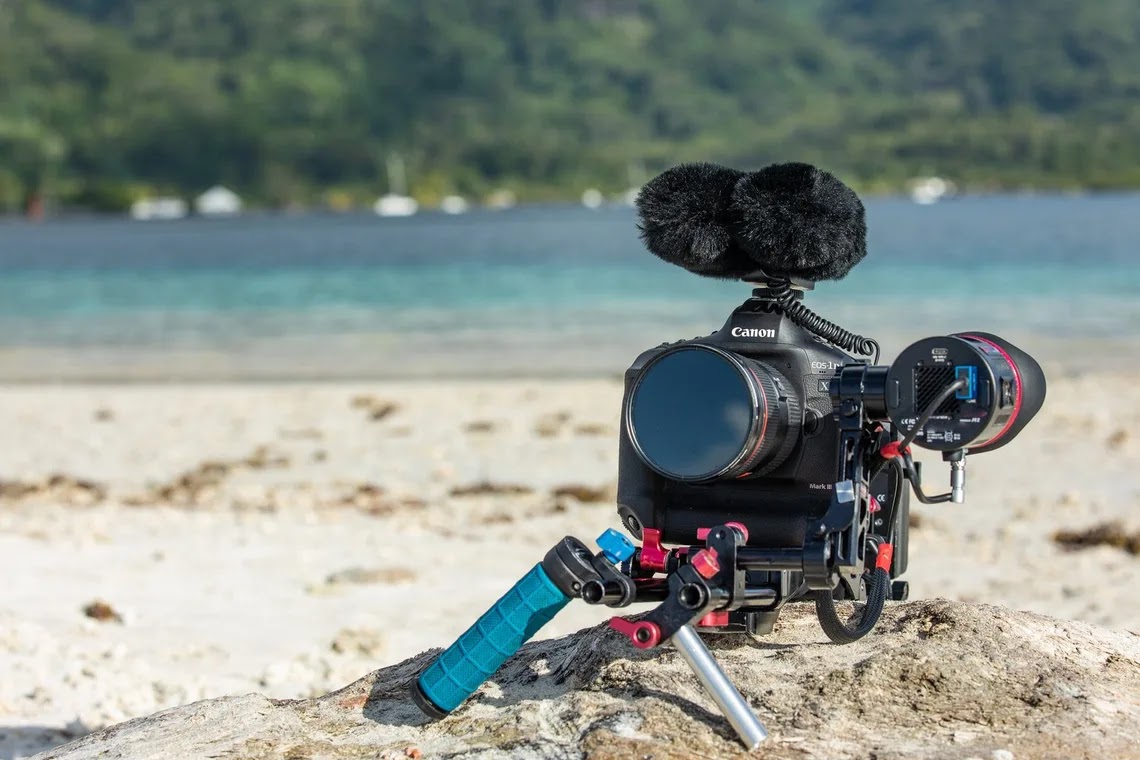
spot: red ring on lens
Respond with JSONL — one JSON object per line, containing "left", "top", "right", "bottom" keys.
{"left": 733, "top": 362, "right": 770, "bottom": 474}
{"left": 960, "top": 334, "right": 1022, "bottom": 448}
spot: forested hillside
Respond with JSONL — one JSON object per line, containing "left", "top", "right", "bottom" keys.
{"left": 3, "top": 0, "right": 1139, "bottom": 210}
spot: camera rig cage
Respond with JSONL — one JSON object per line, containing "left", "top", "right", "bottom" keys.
{"left": 408, "top": 274, "right": 1045, "bottom": 750}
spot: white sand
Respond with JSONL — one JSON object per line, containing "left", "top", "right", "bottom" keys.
{"left": 1, "top": 376, "right": 1138, "bottom": 757}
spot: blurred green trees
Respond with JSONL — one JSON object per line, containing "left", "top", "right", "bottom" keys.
{"left": 3, "top": 0, "right": 1140, "bottom": 210}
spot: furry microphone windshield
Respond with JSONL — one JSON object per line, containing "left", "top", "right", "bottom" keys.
{"left": 730, "top": 162, "right": 866, "bottom": 282}
{"left": 635, "top": 161, "right": 867, "bottom": 282}
{"left": 635, "top": 163, "right": 759, "bottom": 279}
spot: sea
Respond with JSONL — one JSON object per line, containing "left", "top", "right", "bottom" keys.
{"left": 1, "top": 195, "right": 1138, "bottom": 381}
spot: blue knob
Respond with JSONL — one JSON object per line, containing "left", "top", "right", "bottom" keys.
{"left": 597, "top": 528, "right": 636, "bottom": 564}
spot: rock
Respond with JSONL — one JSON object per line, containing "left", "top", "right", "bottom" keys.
{"left": 81, "top": 600, "right": 123, "bottom": 625}
{"left": 448, "top": 481, "right": 534, "bottom": 497}
{"left": 37, "top": 600, "right": 1140, "bottom": 760}
{"left": 1106, "top": 428, "right": 1130, "bottom": 450}
{"left": 1053, "top": 522, "right": 1140, "bottom": 556}
{"left": 349, "top": 395, "right": 399, "bottom": 421}
{"left": 0, "top": 475, "right": 106, "bottom": 506}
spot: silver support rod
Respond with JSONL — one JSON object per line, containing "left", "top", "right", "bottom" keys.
{"left": 671, "top": 624, "right": 768, "bottom": 750}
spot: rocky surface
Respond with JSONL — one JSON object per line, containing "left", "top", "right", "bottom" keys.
{"left": 35, "top": 600, "right": 1140, "bottom": 760}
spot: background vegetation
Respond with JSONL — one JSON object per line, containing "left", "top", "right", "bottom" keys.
{"left": 3, "top": 0, "right": 1140, "bottom": 211}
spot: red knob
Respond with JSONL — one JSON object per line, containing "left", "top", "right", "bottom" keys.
{"left": 609, "top": 617, "right": 661, "bottom": 649}
{"left": 690, "top": 548, "right": 720, "bottom": 579}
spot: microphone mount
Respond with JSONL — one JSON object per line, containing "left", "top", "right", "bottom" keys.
{"left": 740, "top": 270, "right": 815, "bottom": 305}
{"left": 740, "top": 269, "right": 816, "bottom": 291}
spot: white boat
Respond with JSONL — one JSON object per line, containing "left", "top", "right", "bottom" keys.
{"left": 195, "top": 185, "right": 242, "bottom": 216}
{"left": 909, "top": 176, "right": 954, "bottom": 205}
{"left": 374, "top": 154, "right": 418, "bottom": 217}
{"left": 581, "top": 188, "right": 603, "bottom": 209}
{"left": 130, "top": 197, "right": 188, "bottom": 221}
{"left": 373, "top": 194, "right": 418, "bottom": 217}
{"left": 440, "top": 195, "right": 469, "bottom": 214}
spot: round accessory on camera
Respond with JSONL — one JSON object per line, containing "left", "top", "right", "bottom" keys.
{"left": 624, "top": 345, "right": 799, "bottom": 482}
{"left": 885, "top": 333, "right": 1046, "bottom": 452}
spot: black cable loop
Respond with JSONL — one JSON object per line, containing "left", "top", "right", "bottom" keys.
{"left": 814, "top": 566, "right": 890, "bottom": 643}
{"left": 767, "top": 280, "right": 880, "bottom": 364}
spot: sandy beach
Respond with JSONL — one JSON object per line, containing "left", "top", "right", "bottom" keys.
{"left": 1, "top": 372, "right": 1138, "bottom": 758}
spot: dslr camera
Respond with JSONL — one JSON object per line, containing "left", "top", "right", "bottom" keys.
{"left": 619, "top": 162, "right": 1046, "bottom": 640}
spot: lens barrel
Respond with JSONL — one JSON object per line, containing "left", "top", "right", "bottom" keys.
{"left": 625, "top": 345, "right": 799, "bottom": 482}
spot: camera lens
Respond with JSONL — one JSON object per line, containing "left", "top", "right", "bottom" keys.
{"left": 625, "top": 345, "right": 799, "bottom": 482}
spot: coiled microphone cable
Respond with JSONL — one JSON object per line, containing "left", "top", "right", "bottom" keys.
{"left": 767, "top": 279, "right": 880, "bottom": 364}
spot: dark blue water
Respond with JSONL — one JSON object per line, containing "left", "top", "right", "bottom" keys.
{"left": 1, "top": 196, "right": 1138, "bottom": 379}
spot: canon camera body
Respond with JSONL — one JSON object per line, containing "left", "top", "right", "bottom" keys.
{"left": 616, "top": 281, "right": 1045, "bottom": 628}
{"left": 617, "top": 290, "right": 909, "bottom": 571}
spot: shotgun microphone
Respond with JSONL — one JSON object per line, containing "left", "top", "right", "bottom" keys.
{"left": 636, "top": 161, "right": 867, "bottom": 282}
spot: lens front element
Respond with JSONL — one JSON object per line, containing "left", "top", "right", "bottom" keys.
{"left": 625, "top": 345, "right": 798, "bottom": 482}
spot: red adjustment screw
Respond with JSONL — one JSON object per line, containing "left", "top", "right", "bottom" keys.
{"left": 880, "top": 442, "right": 910, "bottom": 460}
{"left": 637, "top": 528, "right": 669, "bottom": 574}
{"left": 725, "top": 521, "right": 749, "bottom": 542}
{"left": 696, "top": 522, "right": 749, "bottom": 542}
{"left": 609, "top": 617, "right": 661, "bottom": 649}
{"left": 689, "top": 548, "right": 720, "bottom": 579}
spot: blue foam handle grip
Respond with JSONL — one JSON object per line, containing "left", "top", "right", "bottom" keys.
{"left": 417, "top": 563, "right": 570, "bottom": 713}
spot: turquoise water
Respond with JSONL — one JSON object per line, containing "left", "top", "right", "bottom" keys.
{"left": 1, "top": 195, "right": 1138, "bottom": 379}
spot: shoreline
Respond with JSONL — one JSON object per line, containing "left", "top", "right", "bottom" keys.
{"left": 0, "top": 332, "right": 1136, "bottom": 384}
{"left": 4, "top": 189, "right": 1140, "bottom": 223}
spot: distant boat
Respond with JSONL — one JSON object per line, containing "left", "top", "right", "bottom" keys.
{"left": 909, "top": 176, "right": 955, "bottom": 205}
{"left": 131, "top": 197, "right": 188, "bottom": 221}
{"left": 374, "top": 154, "right": 418, "bottom": 217}
{"left": 373, "top": 194, "right": 418, "bottom": 217}
{"left": 195, "top": 185, "right": 242, "bottom": 216}
{"left": 581, "top": 188, "right": 603, "bottom": 209}
{"left": 485, "top": 188, "right": 517, "bottom": 210}
{"left": 440, "top": 195, "right": 469, "bottom": 214}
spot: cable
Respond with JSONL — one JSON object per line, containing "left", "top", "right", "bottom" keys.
{"left": 766, "top": 280, "right": 880, "bottom": 364}
{"left": 815, "top": 565, "right": 890, "bottom": 643}
{"left": 902, "top": 450, "right": 953, "bottom": 504}
{"left": 875, "top": 378, "right": 966, "bottom": 501}
{"left": 895, "top": 377, "right": 967, "bottom": 453}
{"left": 886, "top": 456, "right": 908, "bottom": 526}
{"left": 879, "top": 376, "right": 967, "bottom": 504}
